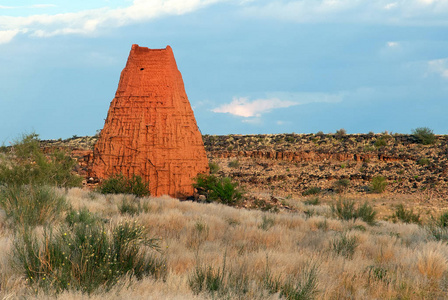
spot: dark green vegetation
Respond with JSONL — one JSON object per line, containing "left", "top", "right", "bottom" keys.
{"left": 333, "top": 179, "right": 350, "bottom": 194}
{"left": 97, "top": 173, "right": 150, "bottom": 198}
{"left": 188, "top": 254, "right": 319, "bottom": 300}
{"left": 0, "top": 134, "right": 163, "bottom": 295}
{"left": 193, "top": 174, "right": 243, "bottom": 206}
{"left": 0, "top": 185, "right": 67, "bottom": 227}
{"left": 391, "top": 204, "right": 421, "bottom": 224}
{"left": 412, "top": 127, "right": 436, "bottom": 145}
{"left": 332, "top": 199, "right": 377, "bottom": 226}
{"left": 15, "top": 213, "right": 165, "bottom": 294}
{"left": 369, "top": 176, "right": 388, "bottom": 193}
{"left": 0, "top": 133, "right": 82, "bottom": 188}
{"left": 331, "top": 232, "right": 359, "bottom": 259}
{"left": 302, "top": 187, "right": 321, "bottom": 196}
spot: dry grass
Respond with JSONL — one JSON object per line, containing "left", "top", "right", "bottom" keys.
{"left": 1, "top": 188, "right": 448, "bottom": 299}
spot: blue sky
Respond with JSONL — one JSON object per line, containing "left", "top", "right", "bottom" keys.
{"left": 1, "top": 0, "right": 447, "bottom": 143}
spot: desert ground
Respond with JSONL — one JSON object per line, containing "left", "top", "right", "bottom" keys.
{"left": 0, "top": 131, "right": 447, "bottom": 299}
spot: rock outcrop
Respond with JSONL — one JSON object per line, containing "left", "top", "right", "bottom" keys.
{"left": 92, "top": 44, "right": 208, "bottom": 197}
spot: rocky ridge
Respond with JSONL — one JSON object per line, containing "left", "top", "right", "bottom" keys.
{"left": 43, "top": 133, "right": 448, "bottom": 200}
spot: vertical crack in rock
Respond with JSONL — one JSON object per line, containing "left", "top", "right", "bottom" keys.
{"left": 92, "top": 44, "right": 209, "bottom": 197}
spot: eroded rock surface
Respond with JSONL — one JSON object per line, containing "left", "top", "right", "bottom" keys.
{"left": 92, "top": 44, "right": 208, "bottom": 197}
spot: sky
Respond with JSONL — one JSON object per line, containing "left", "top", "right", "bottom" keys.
{"left": 1, "top": 0, "right": 447, "bottom": 143}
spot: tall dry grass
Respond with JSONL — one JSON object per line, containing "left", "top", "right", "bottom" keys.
{"left": 1, "top": 188, "right": 448, "bottom": 299}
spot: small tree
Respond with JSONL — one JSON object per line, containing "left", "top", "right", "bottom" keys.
{"left": 412, "top": 127, "right": 435, "bottom": 145}
{"left": 335, "top": 128, "right": 347, "bottom": 139}
{"left": 369, "top": 176, "right": 388, "bottom": 193}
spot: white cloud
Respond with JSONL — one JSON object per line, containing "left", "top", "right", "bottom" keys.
{"left": 0, "top": 4, "right": 56, "bottom": 9}
{"left": 241, "top": 0, "right": 448, "bottom": 25}
{"left": 212, "top": 97, "right": 298, "bottom": 117}
{"left": 212, "top": 92, "right": 344, "bottom": 118}
{"left": 0, "top": 30, "right": 19, "bottom": 44}
{"left": 387, "top": 41, "right": 399, "bottom": 47}
{"left": 31, "top": 4, "right": 57, "bottom": 8}
{"left": 2, "top": 0, "right": 447, "bottom": 44}
{"left": 428, "top": 58, "right": 448, "bottom": 79}
{"left": 0, "top": 0, "right": 223, "bottom": 42}
{"left": 384, "top": 2, "right": 398, "bottom": 10}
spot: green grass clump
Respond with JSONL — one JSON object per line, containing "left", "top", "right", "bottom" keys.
{"left": 374, "top": 137, "right": 388, "bottom": 148}
{"left": 390, "top": 204, "right": 421, "bottom": 224}
{"left": 193, "top": 174, "right": 242, "bottom": 206}
{"left": 302, "top": 187, "right": 321, "bottom": 196}
{"left": 332, "top": 199, "right": 377, "bottom": 225}
{"left": 14, "top": 212, "right": 165, "bottom": 295}
{"left": 333, "top": 179, "right": 350, "bottom": 194}
{"left": 417, "top": 158, "right": 431, "bottom": 166}
{"left": 118, "top": 197, "right": 150, "bottom": 216}
{"left": 208, "top": 162, "right": 220, "bottom": 174}
{"left": 98, "top": 174, "right": 150, "bottom": 198}
{"left": 331, "top": 232, "right": 358, "bottom": 259}
{"left": 426, "top": 211, "right": 448, "bottom": 241}
{"left": 303, "top": 197, "right": 320, "bottom": 206}
{"left": 0, "top": 185, "right": 67, "bottom": 227}
{"left": 369, "top": 176, "right": 388, "bottom": 193}
{"left": 0, "top": 133, "right": 82, "bottom": 188}
{"left": 258, "top": 215, "right": 275, "bottom": 231}
{"left": 263, "top": 259, "right": 319, "bottom": 300}
{"left": 228, "top": 159, "right": 240, "bottom": 168}
{"left": 188, "top": 253, "right": 250, "bottom": 297}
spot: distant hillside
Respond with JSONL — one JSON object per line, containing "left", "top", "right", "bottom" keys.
{"left": 42, "top": 133, "right": 448, "bottom": 197}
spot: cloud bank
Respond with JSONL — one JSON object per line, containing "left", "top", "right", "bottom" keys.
{"left": 1, "top": 0, "right": 447, "bottom": 44}
{"left": 0, "top": 0, "right": 222, "bottom": 43}
{"left": 241, "top": 0, "right": 448, "bottom": 25}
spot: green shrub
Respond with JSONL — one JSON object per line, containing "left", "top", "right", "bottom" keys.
{"left": 193, "top": 174, "right": 242, "bottom": 206}
{"left": 417, "top": 158, "right": 431, "bottom": 166}
{"left": 303, "top": 197, "right": 320, "bottom": 206}
{"left": 356, "top": 202, "right": 377, "bottom": 226}
{"left": 412, "top": 127, "right": 436, "bottom": 145}
{"left": 65, "top": 207, "right": 103, "bottom": 228}
{"left": 258, "top": 215, "right": 275, "bottom": 231}
{"left": 390, "top": 204, "right": 420, "bottom": 224}
{"left": 0, "top": 133, "right": 82, "bottom": 188}
{"left": 369, "top": 176, "right": 388, "bottom": 193}
{"left": 0, "top": 185, "right": 67, "bottom": 227}
{"left": 366, "top": 265, "right": 389, "bottom": 283}
{"left": 188, "top": 252, "right": 250, "bottom": 297}
{"left": 98, "top": 174, "right": 150, "bottom": 197}
{"left": 332, "top": 199, "right": 377, "bottom": 225}
{"left": 437, "top": 211, "right": 448, "bottom": 228}
{"left": 228, "top": 159, "right": 240, "bottom": 168}
{"left": 302, "top": 187, "right": 321, "bottom": 196}
{"left": 332, "top": 199, "right": 356, "bottom": 220}
{"left": 331, "top": 232, "right": 358, "bottom": 259}
{"left": 374, "top": 137, "right": 387, "bottom": 148}
{"left": 333, "top": 179, "right": 350, "bottom": 194}
{"left": 118, "top": 196, "right": 149, "bottom": 216}
{"left": 263, "top": 259, "right": 319, "bottom": 300}
{"left": 335, "top": 128, "right": 347, "bottom": 139}
{"left": 426, "top": 211, "right": 448, "bottom": 241}
{"left": 209, "top": 162, "right": 220, "bottom": 174}
{"left": 280, "top": 268, "right": 319, "bottom": 300}
{"left": 14, "top": 217, "right": 165, "bottom": 294}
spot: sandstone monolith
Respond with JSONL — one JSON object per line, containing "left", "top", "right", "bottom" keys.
{"left": 92, "top": 44, "right": 208, "bottom": 197}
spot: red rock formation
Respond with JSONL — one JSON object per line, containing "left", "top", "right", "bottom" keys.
{"left": 92, "top": 44, "right": 208, "bottom": 197}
